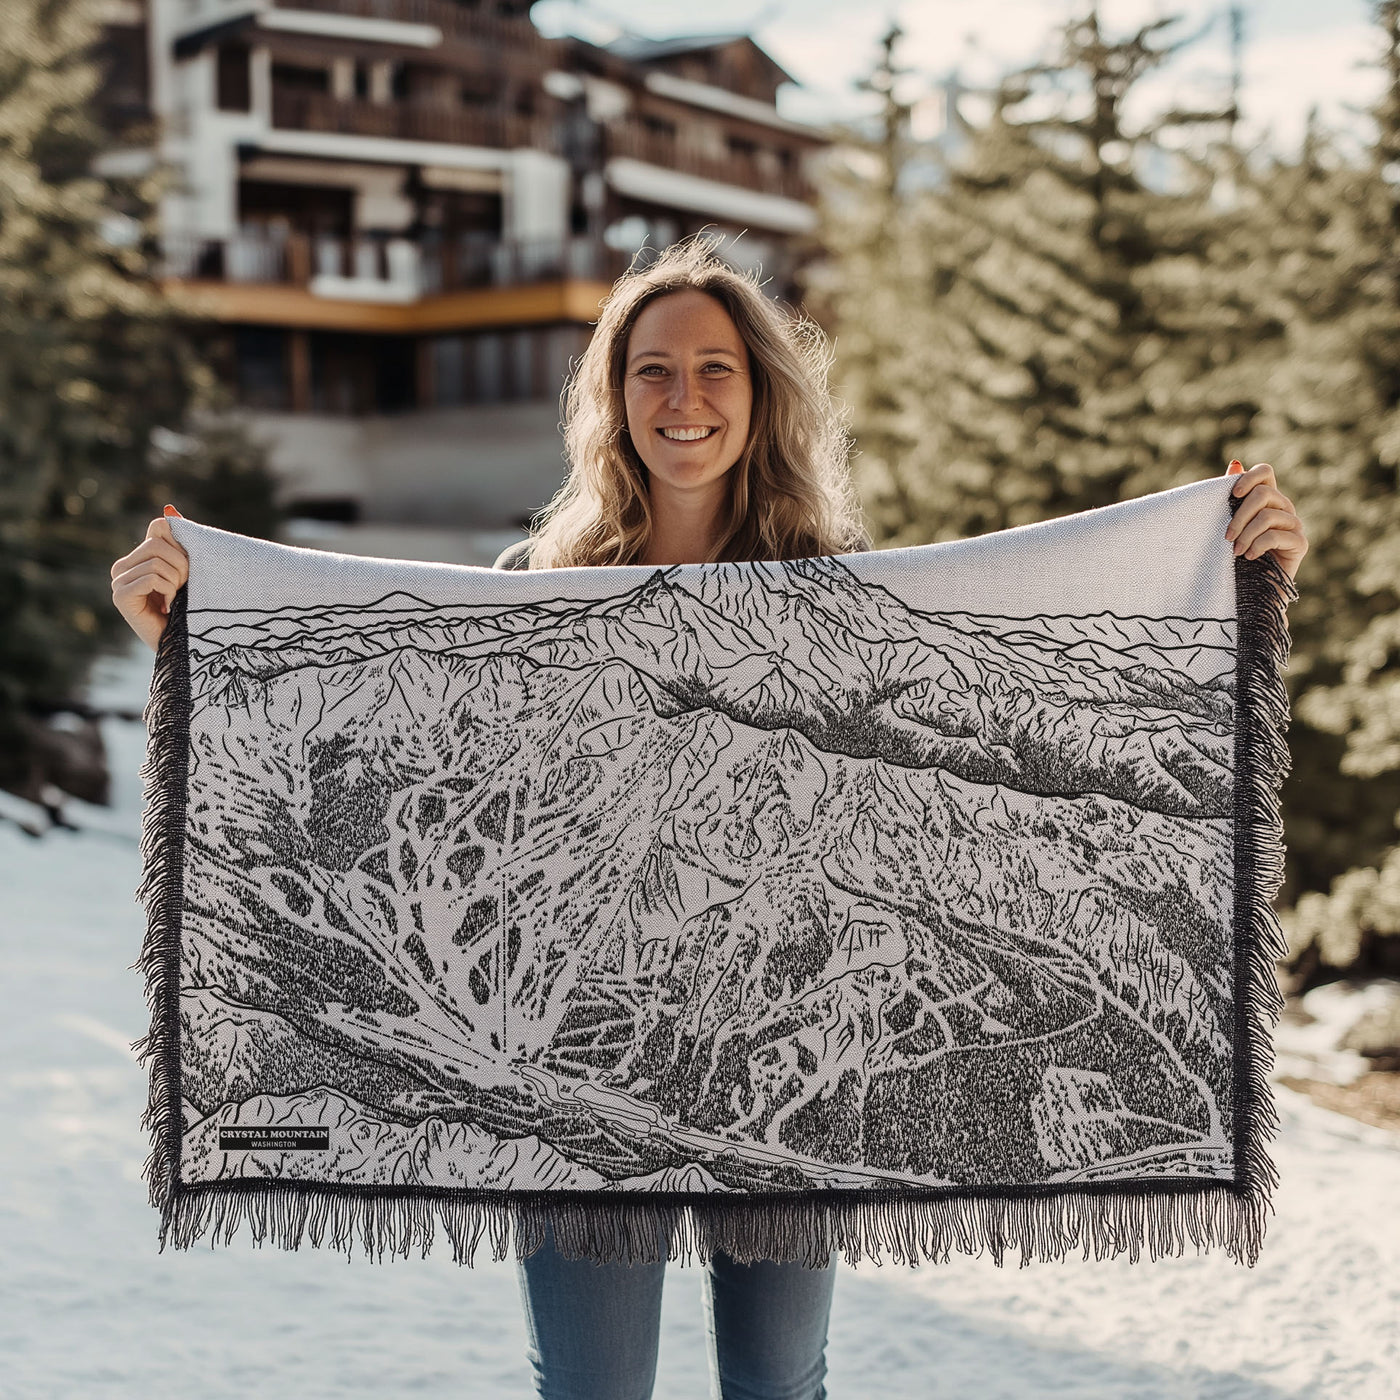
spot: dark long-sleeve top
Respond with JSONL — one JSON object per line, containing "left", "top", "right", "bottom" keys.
{"left": 492, "top": 538, "right": 533, "bottom": 571}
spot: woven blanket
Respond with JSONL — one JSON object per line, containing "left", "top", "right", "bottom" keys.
{"left": 134, "top": 476, "right": 1295, "bottom": 1268}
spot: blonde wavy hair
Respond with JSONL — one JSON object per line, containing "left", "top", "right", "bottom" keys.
{"left": 522, "top": 234, "right": 868, "bottom": 568}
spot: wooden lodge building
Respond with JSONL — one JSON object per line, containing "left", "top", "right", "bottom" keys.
{"left": 95, "top": 1, "right": 831, "bottom": 543}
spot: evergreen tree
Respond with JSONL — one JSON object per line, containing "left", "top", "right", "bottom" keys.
{"left": 0, "top": 0, "right": 278, "bottom": 803}
{"left": 1267, "top": 2, "right": 1400, "bottom": 982}
{"left": 831, "top": 9, "right": 1248, "bottom": 549}
{"left": 807, "top": 23, "right": 923, "bottom": 540}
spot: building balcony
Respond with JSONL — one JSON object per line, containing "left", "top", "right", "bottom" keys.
{"left": 162, "top": 228, "right": 625, "bottom": 331}
{"left": 176, "top": 0, "right": 550, "bottom": 56}
{"left": 264, "top": 95, "right": 815, "bottom": 206}
{"left": 285, "top": 0, "right": 550, "bottom": 53}
{"left": 415, "top": 232, "right": 632, "bottom": 294}
{"left": 602, "top": 119, "right": 814, "bottom": 203}
{"left": 167, "top": 229, "right": 622, "bottom": 293}
{"left": 271, "top": 89, "right": 551, "bottom": 151}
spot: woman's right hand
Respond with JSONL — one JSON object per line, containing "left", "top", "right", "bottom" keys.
{"left": 111, "top": 512, "right": 190, "bottom": 653}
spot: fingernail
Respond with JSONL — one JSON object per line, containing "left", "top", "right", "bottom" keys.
{"left": 1227, "top": 459, "right": 1243, "bottom": 471}
{"left": 163, "top": 504, "right": 182, "bottom": 518}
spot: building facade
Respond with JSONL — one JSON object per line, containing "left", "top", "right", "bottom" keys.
{"left": 96, "top": 1, "right": 830, "bottom": 541}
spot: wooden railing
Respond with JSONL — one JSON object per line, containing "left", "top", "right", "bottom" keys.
{"left": 271, "top": 89, "right": 552, "bottom": 150}
{"left": 163, "top": 230, "right": 623, "bottom": 293}
{"left": 418, "top": 231, "right": 630, "bottom": 292}
{"left": 603, "top": 120, "right": 813, "bottom": 203}
{"left": 269, "top": 94, "right": 814, "bottom": 205}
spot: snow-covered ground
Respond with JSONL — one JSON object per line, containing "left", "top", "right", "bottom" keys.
{"left": 2, "top": 647, "right": 1397, "bottom": 1400}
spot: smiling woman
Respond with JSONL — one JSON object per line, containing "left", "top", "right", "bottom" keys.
{"left": 499, "top": 233, "right": 871, "bottom": 572}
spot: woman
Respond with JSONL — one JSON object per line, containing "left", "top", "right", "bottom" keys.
{"left": 111, "top": 236, "right": 1308, "bottom": 1399}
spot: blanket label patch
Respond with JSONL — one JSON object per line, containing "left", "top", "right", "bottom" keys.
{"left": 219, "top": 1127, "right": 331, "bottom": 1152}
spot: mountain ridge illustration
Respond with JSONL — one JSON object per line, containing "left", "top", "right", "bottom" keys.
{"left": 175, "top": 553, "right": 1239, "bottom": 1196}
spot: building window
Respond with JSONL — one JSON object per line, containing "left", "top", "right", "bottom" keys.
{"left": 544, "top": 326, "right": 581, "bottom": 398}
{"left": 216, "top": 43, "right": 251, "bottom": 112}
{"left": 472, "top": 332, "right": 504, "bottom": 402}
{"left": 231, "top": 327, "right": 590, "bottom": 415}
{"left": 271, "top": 62, "right": 330, "bottom": 96}
{"left": 509, "top": 329, "right": 536, "bottom": 399}
{"left": 310, "top": 334, "right": 359, "bottom": 415}
{"left": 460, "top": 72, "right": 495, "bottom": 106}
{"left": 425, "top": 329, "right": 587, "bottom": 409}
{"left": 432, "top": 335, "right": 466, "bottom": 408}
{"left": 234, "top": 327, "right": 289, "bottom": 410}
{"left": 375, "top": 335, "right": 416, "bottom": 413}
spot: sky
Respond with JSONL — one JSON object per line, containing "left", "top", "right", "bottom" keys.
{"left": 531, "top": 0, "right": 1385, "bottom": 155}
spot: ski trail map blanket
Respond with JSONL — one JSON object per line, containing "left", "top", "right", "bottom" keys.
{"left": 133, "top": 476, "right": 1296, "bottom": 1268}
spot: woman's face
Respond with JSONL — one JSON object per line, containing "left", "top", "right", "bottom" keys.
{"left": 622, "top": 290, "right": 753, "bottom": 501}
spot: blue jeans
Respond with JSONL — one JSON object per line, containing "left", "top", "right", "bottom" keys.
{"left": 516, "top": 1221, "right": 837, "bottom": 1400}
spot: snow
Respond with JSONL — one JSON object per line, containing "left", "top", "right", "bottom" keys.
{"left": 2, "top": 645, "right": 1397, "bottom": 1399}
{"left": 1274, "top": 980, "right": 1400, "bottom": 1085}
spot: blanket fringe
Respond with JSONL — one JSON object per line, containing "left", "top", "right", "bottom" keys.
{"left": 1226, "top": 542, "right": 1298, "bottom": 1265}
{"left": 130, "top": 591, "right": 190, "bottom": 1236}
{"left": 147, "top": 1177, "right": 1273, "bottom": 1270}
{"left": 134, "top": 535, "right": 1297, "bottom": 1271}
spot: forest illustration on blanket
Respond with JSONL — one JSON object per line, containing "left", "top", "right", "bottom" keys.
{"left": 174, "top": 555, "right": 1239, "bottom": 1195}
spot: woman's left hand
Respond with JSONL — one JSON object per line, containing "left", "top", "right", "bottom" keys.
{"left": 1223, "top": 460, "right": 1308, "bottom": 581}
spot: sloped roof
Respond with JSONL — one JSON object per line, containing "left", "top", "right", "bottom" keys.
{"left": 604, "top": 32, "right": 797, "bottom": 88}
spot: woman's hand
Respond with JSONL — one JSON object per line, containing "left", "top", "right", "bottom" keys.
{"left": 111, "top": 509, "right": 190, "bottom": 653}
{"left": 1224, "top": 460, "right": 1307, "bottom": 581}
